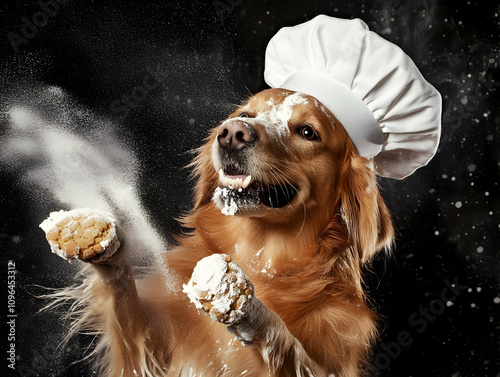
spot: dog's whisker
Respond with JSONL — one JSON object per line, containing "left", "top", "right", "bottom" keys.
{"left": 257, "top": 163, "right": 295, "bottom": 208}
{"left": 267, "top": 162, "right": 295, "bottom": 186}
{"left": 292, "top": 201, "right": 308, "bottom": 242}
{"left": 260, "top": 161, "right": 307, "bottom": 239}
{"left": 264, "top": 162, "right": 298, "bottom": 197}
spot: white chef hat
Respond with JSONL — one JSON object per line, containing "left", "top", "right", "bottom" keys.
{"left": 264, "top": 15, "right": 442, "bottom": 179}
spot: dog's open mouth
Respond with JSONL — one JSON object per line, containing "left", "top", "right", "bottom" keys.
{"left": 213, "top": 169, "right": 298, "bottom": 216}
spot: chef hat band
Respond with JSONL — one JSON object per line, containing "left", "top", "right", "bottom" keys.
{"left": 282, "top": 71, "right": 384, "bottom": 158}
{"left": 264, "top": 15, "right": 442, "bottom": 179}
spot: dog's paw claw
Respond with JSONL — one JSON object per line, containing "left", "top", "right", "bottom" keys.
{"left": 40, "top": 208, "right": 120, "bottom": 263}
{"left": 183, "top": 254, "right": 254, "bottom": 325}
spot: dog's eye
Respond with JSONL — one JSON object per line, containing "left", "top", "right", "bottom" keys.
{"left": 239, "top": 112, "right": 250, "bottom": 118}
{"left": 298, "top": 126, "right": 320, "bottom": 141}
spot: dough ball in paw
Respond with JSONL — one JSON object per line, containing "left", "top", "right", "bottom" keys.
{"left": 183, "top": 254, "right": 254, "bottom": 325}
{"left": 40, "top": 208, "right": 120, "bottom": 263}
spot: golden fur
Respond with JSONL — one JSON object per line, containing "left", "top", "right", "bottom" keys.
{"left": 49, "top": 88, "right": 394, "bottom": 376}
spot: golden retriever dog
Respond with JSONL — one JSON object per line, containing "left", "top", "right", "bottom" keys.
{"left": 44, "top": 88, "right": 394, "bottom": 376}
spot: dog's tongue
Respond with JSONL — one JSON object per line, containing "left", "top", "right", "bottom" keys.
{"left": 219, "top": 169, "right": 252, "bottom": 190}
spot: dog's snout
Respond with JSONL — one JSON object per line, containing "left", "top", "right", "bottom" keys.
{"left": 217, "top": 120, "right": 256, "bottom": 152}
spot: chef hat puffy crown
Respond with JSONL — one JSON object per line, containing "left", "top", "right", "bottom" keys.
{"left": 264, "top": 15, "right": 442, "bottom": 179}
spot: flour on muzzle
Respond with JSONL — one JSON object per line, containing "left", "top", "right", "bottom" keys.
{"left": 213, "top": 183, "right": 298, "bottom": 216}
{"left": 213, "top": 186, "right": 260, "bottom": 216}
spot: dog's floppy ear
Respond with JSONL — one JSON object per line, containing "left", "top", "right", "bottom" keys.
{"left": 338, "top": 154, "right": 394, "bottom": 263}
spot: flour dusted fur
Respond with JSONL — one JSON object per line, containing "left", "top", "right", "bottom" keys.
{"left": 43, "top": 264, "right": 171, "bottom": 377}
{"left": 44, "top": 88, "right": 394, "bottom": 376}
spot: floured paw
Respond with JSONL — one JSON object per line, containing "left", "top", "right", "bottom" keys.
{"left": 183, "top": 254, "right": 254, "bottom": 325}
{"left": 40, "top": 208, "right": 120, "bottom": 263}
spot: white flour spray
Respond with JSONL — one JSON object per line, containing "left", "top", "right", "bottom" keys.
{"left": 1, "top": 84, "right": 169, "bottom": 271}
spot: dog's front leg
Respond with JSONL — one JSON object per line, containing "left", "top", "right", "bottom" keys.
{"left": 228, "top": 297, "right": 328, "bottom": 377}
{"left": 184, "top": 253, "right": 328, "bottom": 377}
{"left": 40, "top": 209, "right": 162, "bottom": 377}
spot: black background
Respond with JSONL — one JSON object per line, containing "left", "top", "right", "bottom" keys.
{"left": 1, "top": 0, "right": 499, "bottom": 376}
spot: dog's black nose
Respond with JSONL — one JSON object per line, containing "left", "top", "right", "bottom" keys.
{"left": 217, "top": 119, "right": 256, "bottom": 152}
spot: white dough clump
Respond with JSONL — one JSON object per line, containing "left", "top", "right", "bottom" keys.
{"left": 183, "top": 254, "right": 254, "bottom": 325}
{"left": 39, "top": 208, "right": 120, "bottom": 263}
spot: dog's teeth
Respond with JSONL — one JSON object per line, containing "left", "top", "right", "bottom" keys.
{"left": 218, "top": 169, "right": 252, "bottom": 190}
{"left": 242, "top": 176, "right": 252, "bottom": 189}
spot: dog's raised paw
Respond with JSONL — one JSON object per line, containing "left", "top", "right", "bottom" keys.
{"left": 183, "top": 254, "right": 254, "bottom": 325}
{"left": 40, "top": 208, "right": 120, "bottom": 263}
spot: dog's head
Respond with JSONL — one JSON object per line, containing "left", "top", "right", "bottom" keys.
{"left": 192, "top": 88, "right": 393, "bottom": 262}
